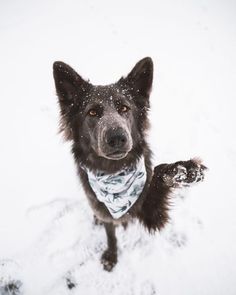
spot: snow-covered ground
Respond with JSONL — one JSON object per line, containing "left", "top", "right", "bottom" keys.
{"left": 0, "top": 0, "right": 236, "bottom": 294}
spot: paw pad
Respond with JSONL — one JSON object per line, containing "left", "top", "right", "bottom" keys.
{"left": 173, "top": 166, "right": 187, "bottom": 182}
{"left": 162, "top": 159, "right": 207, "bottom": 187}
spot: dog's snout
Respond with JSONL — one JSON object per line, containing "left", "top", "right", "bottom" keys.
{"left": 106, "top": 127, "right": 127, "bottom": 149}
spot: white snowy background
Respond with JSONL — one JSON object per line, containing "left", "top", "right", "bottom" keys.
{"left": 0, "top": 0, "right": 236, "bottom": 294}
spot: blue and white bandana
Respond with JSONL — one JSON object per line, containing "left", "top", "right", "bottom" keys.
{"left": 85, "top": 157, "right": 147, "bottom": 219}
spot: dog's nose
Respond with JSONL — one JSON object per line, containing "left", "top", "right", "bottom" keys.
{"left": 106, "top": 127, "right": 127, "bottom": 149}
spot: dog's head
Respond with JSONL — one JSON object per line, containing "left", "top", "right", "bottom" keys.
{"left": 53, "top": 58, "right": 153, "bottom": 162}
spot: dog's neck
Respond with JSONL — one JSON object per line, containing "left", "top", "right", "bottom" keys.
{"left": 83, "top": 156, "right": 147, "bottom": 219}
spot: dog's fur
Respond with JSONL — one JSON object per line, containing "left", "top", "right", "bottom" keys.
{"left": 53, "top": 57, "right": 206, "bottom": 271}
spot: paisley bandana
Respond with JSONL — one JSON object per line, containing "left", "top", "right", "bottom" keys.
{"left": 85, "top": 157, "right": 147, "bottom": 219}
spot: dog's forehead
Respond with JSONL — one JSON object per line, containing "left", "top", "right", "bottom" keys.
{"left": 85, "top": 83, "right": 132, "bottom": 104}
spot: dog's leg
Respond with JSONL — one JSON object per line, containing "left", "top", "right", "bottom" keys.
{"left": 101, "top": 222, "right": 117, "bottom": 271}
{"left": 138, "top": 158, "right": 207, "bottom": 232}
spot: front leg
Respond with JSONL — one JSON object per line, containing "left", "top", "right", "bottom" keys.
{"left": 101, "top": 222, "right": 117, "bottom": 272}
{"left": 138, "top": 158, "right": 207, "bottom": 232}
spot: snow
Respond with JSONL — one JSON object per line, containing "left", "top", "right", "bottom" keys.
{"left": 0, "top": 0, "right": 236, "bottom": 294}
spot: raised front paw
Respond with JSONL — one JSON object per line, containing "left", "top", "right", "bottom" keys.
{"left": 161, "top": 158, "right": 207, "bottom": 188}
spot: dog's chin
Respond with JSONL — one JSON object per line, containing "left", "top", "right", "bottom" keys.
{"left": 102, "top": 151, "right": 129, "bottom": 161}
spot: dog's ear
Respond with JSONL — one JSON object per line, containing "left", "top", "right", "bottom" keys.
{"left": 53, "top": 62, "right": 90, "bottom": 141}
{"left": 53, "top": 61, "right": 90, "bottom": 106}
{"left": 125, "top": 57, "right": 153, "bottom": 98}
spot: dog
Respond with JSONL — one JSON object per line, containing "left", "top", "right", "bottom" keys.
{"left": 53, "top": 57, "right": 206, "bottom": 271}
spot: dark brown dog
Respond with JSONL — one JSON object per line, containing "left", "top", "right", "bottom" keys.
{"left": 53, "top": 57, "right": 206, "bottom": 271}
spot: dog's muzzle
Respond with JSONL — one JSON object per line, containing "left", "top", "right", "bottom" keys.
{"left": 101, "top": 126, "right": 132, "bottom": 160}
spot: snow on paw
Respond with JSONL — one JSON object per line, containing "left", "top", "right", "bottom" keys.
{"left": 162, "top": 158, "right": 207, "bottom": 187}
{"left": 101, "top": 249, "right": 117, "bottom": 272}
{"left": 162, "top": 165, "right": 187, "bottom": 187}
{"left": 184, "top": 158, "right": 207, "bottom": 185}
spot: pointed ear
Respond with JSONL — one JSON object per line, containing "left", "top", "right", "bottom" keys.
{"left": 53, "top": 62, "right": 90, "bottom": 141}
{"left": 125, "top": 57, "right": 153, "bottom": 98}
{"left": 53, "top": 61, "right": 90, "bottom": 106}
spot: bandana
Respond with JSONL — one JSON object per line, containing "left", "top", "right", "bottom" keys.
{"left": 85, "top": 157, "right": 147, "bottom": 219}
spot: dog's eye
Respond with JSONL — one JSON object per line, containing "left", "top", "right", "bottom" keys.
{"left": 119, "top": 105, "right": 129, "bottom": 113}
{"left": 88, "top": 109, "right": 97, "bottom": 116}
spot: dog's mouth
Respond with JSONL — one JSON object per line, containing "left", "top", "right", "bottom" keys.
{"left": 104, "top": 150, "right": 128, "bottom": 160}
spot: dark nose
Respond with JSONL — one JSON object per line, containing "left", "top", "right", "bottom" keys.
{"left": 106, "top": 127, "right": 127, "bottom": 149}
